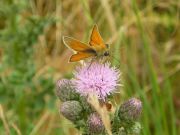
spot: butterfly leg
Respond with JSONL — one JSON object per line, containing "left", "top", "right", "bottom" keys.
{"left": 87, "top": 57, "right": 97, "bottom": 70}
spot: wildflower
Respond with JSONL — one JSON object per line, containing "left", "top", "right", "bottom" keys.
{"left": 56, "top": 79, "right": 79, "bottom": 102}
{"left": 73, "top": 62, "right": 120, "bottom": 100}
{"left": 118, "top": 98, "right": 142, "bottom": 121}
{"left": 60, "top": 101, "right": 82, "bottom": 122}
{"left": 87, "top": 113, "right": 105, "bottom": 134}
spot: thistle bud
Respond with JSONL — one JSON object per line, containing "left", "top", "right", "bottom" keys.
{"left": 60, "top": 101, "right": 82, "bottom": 122}
{"left": 118, "top": 98, "right": 142, "bottom": 122}
{"left": 56, "top": 79, "right": 79, "bottom": 102}
{"left": 87, "top": 113, "right": 105, "bottom": 134}
{"left": 128, "top": 122, "right": 141, "bottom": 135}
{"left": 79, "top": 97, "right": 93, "bottom": 113}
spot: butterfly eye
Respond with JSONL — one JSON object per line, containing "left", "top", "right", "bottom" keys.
{"left": 104, "top": 52, "right": 109, "bottom": 56}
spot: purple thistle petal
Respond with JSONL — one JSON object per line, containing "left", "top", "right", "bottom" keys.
{"left": 72, "top": 62, "right": 121, "bottom": 100}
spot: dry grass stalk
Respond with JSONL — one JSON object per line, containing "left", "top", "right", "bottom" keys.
{"left": 0, "top": 104, "right": 10, "bottom": 135}
{"left": 87, "top": 94, "right": 112, "bottom": 135}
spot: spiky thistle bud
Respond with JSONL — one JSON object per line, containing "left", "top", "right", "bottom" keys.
{"left": 60, "top": 101, "right": 82, "bottom": 122}
{"left": 118, "top": 98, "right": 142, "bottom": 122}
{"left": 87, "top": 113, "right": 105, "bottom": 134}
{"left": 79, "top": 97, "right": 93, "bottom": 113}
{"left": 128, "top": 122, "right": 141, "bottom": 135}
{"left": 56, "top": 79, "right": 79, "bottom": 102}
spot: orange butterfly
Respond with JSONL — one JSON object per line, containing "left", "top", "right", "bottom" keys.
{"left": 63, "top": 24, "right": 110, "bottom": 62}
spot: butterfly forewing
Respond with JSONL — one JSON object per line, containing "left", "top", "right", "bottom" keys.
{"left": 89, "top": 25, "right": 106, "bottom": 49}
{"left": 63, "top": 36, "right": 92, "bottom": 52}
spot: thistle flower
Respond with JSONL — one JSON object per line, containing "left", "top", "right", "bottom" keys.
{"left": 73, "top": 62, "right": 120, "bottom": 100}
{"left": 60, "top": 101, "right": 82, "bottom": 122}
{"left": 87, "top": 113, "right": 105, "bottom": 134}
{"left": 56, "top": 79, "right": 79, "bottom": 102}
{"left": 118, "top": 98, "right": 142, "bottom": 121}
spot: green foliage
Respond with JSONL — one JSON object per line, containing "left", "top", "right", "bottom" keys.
{"left": 0, "top": 1, "right": 56, "bottom": 134}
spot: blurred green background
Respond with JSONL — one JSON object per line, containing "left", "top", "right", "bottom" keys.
{"left": 0, "top": 0, "right": 179, "bottom": 135}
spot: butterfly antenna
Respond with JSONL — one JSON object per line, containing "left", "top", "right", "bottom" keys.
{"left": 110, "top": 55, "right": 121, "bottom": 68}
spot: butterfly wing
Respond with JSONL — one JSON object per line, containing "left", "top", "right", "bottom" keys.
{"left": 63, "top": 36, "right": 92, "bottom": 52}
{"left": 69, "top": 51, "right": 96, "bottom": 62}
{"left": 89, "top": 24, "right": 106, "bottom": 49}
{"left": 63, "top": 36, "right": 97, "bottom": 62}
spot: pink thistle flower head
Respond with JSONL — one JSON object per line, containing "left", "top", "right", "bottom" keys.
{"left": 73, "top": 62, "right": 121, "bottom": 100}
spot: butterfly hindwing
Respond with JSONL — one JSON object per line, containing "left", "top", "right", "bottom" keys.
{"left": 69, "top": 51, "right": 96, "bottom": 62}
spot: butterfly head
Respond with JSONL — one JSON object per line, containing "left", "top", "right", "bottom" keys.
{"left": 103, "top": 44, "right": 110, "bottom": 56}
{"left": 104, "top": 51, "right": 109, "bottom": 56}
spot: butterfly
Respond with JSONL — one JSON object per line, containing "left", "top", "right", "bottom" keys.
{"left": 63, "top": 24, "right": 110, "bottom": 62}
